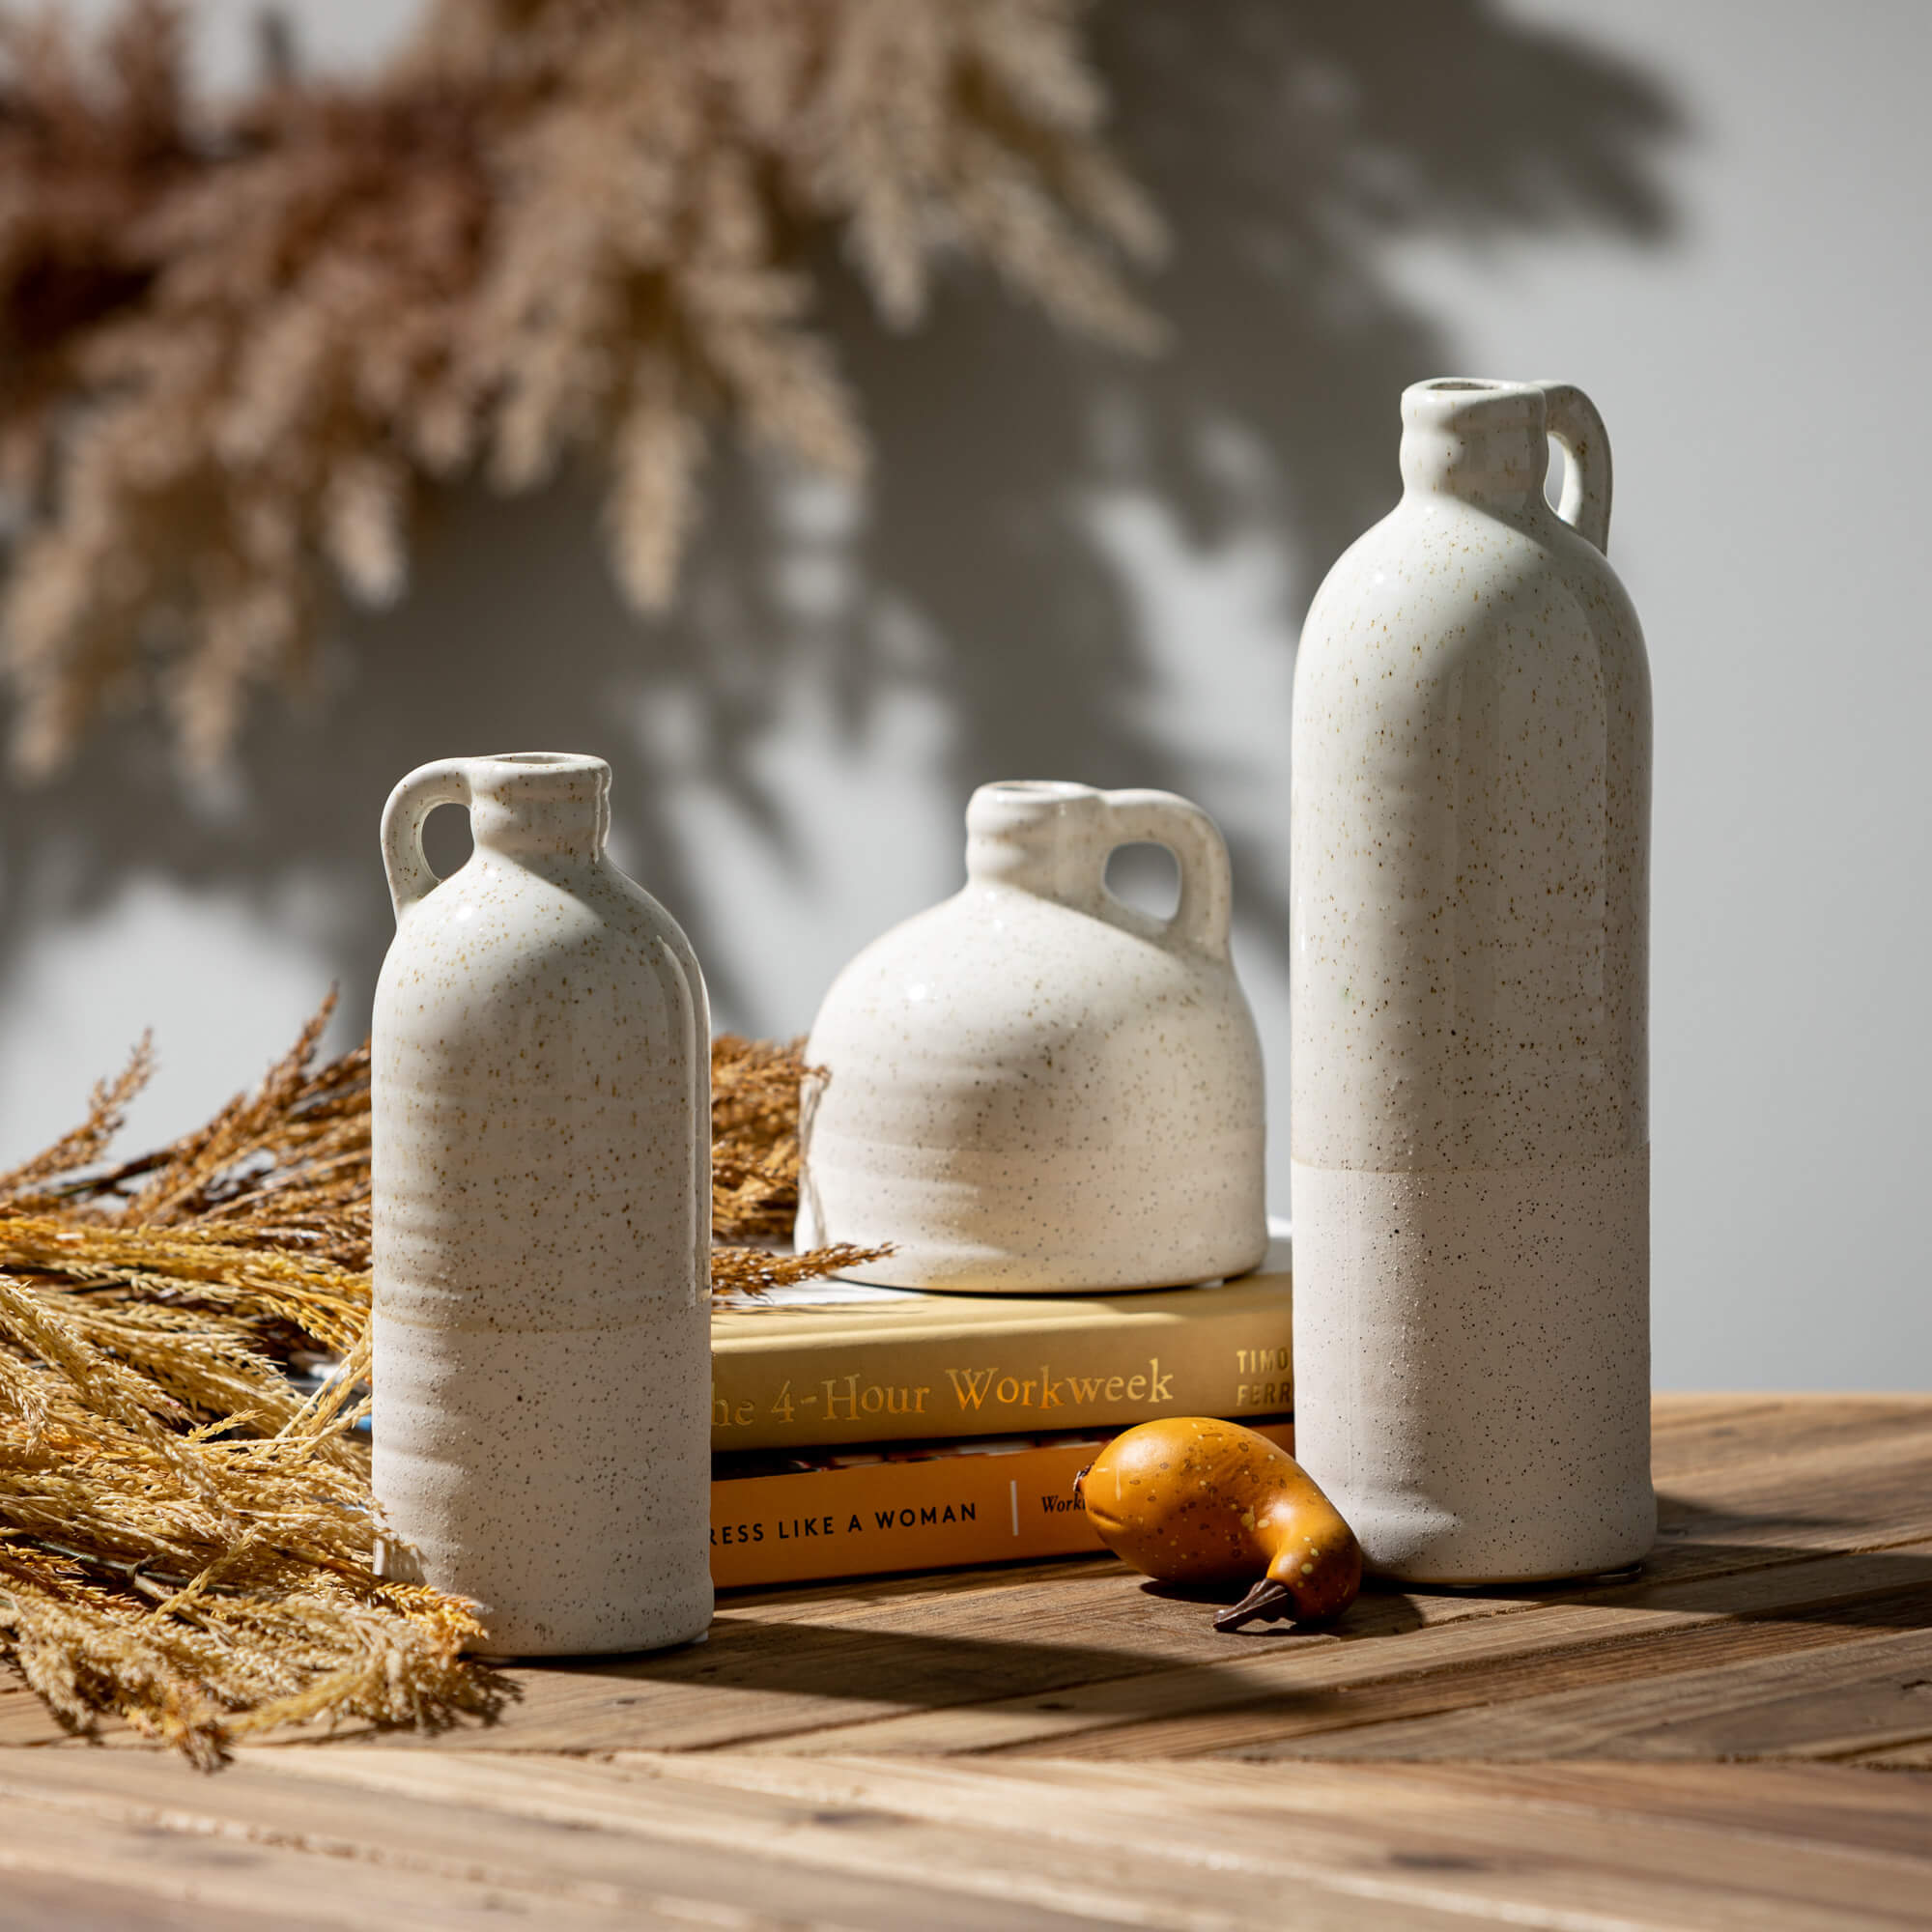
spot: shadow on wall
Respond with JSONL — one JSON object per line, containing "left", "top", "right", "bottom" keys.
{"left": 0, "top": 1, "right": 1682, "bottom": 1037}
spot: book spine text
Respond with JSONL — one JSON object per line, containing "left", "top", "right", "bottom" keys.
{"left": 712, "top": 1321, "right": 1292, "bottom": 1451}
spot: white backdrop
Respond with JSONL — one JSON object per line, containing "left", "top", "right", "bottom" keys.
{"left": 4, "top": 0, "right": 1927, "bottom": 1388}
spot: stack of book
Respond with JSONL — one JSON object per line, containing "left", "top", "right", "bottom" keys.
{"left": 709, "top": 1227, "right": 1293, "bottom": 1588}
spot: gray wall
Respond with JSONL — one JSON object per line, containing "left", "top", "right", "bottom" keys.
{"left": 4, "top": 1, "right": 1927, "bottom": 1388}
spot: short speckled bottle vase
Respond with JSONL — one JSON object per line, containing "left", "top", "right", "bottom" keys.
{"left": 371, "top": 753, "right": 713, "bottom": 1655}
{"left": 1290, "top": 380, "right": 1654, "bottom": 1584}
{"left": 798, "top": 781, "right": 1267, "bottom": 1292}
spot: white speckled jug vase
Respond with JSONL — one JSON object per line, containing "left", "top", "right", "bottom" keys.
{"left": 798, "top": 781, "right": 1267, "bottom": 1292}
{"left": 371, "top": 753, "right": 713, "bottom": 1655}
{"left": 1290, "top": 380, "right": 1654, "bottom": 1583}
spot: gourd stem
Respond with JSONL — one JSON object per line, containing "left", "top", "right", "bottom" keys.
{"left": 1213, "top": 1577, "right": 1295, "bottom": 1633}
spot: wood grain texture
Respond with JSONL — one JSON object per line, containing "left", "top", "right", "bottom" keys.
{"left": 269, "top": 1754, "right": 1932, "bottom": 1932}
{"left": 221, "top": 1391, "right": 1929, "bottom": 1758}
{"left": 1253, "top": 1627, "right": 1932, "bottom": 1764}
{"left": 0, "top": 1750, "right": 1110, "bottom": 1932}
{"left": 612, "top": 1754, "right": 1932, "bottom": 1931}
{"left": 781, "top": 1545, "right": 1932, "bottom": 1759}
{"left": 0, "top": 1747, "right": 1496, "bottom": 1932}
{"left": 6, "top": 1747, "right": 1926, "bottom": 1932}
{"left": 3, "top": 1397, "right": 1930, "bottom": 1930}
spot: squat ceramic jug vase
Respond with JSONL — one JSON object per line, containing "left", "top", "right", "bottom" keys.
{"left": 371, "top": 753, "right": 713, "bottom": 1655}
{"left": 798, "top": 781, "right": 1268, "bottom": 1293}
{"left": 1291, "top": 379, "right": 1654, "bottom": 1584}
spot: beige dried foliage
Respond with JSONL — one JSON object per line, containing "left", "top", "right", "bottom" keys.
{"left": 711, "top": 1031, "right": 810, "bottom": 1241}
{"left": 0, "top": 999, "right": 880, "bottom": 1761}
{"left": 0, "top": 0, "right": 1164, "bottom": 772}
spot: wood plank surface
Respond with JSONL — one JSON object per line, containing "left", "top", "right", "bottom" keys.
{"left": 0, "top": 1749, "right": 1113, "bottom": 1932}
{"left": 5, "top": 1746, "right": 1929, "bottom": 1932}
{"left": 631, "top": 1754, "right": 1932, "bottom": 1930}
{"left": 4, "top": 1396, "right": 1930, "bottom": 1930}
{"left": 778, "top": 1544, "right": 1932, "bottom": 1759}
{"left": 7, "top": 1396, "right": 1932, "bottom": 1762}
{"left": 213, "top": 1391, "right": 1932, "bottom": 1758}
{"left": 0, "top": 1747, "right": 1477, "bottom": 1932}
{"left": 1246, "top": 1626, "right": 1932, "bottom": 1764}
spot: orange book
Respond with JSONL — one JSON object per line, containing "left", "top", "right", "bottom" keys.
{"left": 710, "top": 1419, "right": 1294, "bottom": 1590}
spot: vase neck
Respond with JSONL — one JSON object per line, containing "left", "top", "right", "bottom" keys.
{"left": 468, "top": 753, "right": 610, "bottom": 865}
{"left": 964, "top": 781, "right": 1106, "bottom": 903}
{"left": 1399, "top": 378, "right": 1551, "bottom": 516}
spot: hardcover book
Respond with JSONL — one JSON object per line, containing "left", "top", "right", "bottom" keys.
{"left": 710, "top": 1420, "right": 1296, "bottom": 1590}
{"left": 710, "top": 1232, "right": 1293, "bottom": 1453}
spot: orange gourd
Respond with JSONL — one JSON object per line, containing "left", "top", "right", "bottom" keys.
{"left": 1076, "top": 1417, "right": 1362, "bottom": 1630}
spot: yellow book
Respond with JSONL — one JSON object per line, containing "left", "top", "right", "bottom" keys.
{"left": 710, "top": 1236, "right": 1292, "bottom": 1453}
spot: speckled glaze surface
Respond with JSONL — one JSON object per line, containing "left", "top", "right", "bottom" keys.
{"left": 798, "top": 781, "right": 1267, "bottom": 1293}
{"left": 371, "top": 753, "right": 712, "bottom": 1655}
{"left": 1289, "top": 380, "right": 1654, "bottom": 1583}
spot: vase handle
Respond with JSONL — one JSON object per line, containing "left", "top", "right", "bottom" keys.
{"left": 382, "top": 758, "right": 471, "bottom": 922}
{"left": 1537, "top": 381, "right": 1612, "bottom": 554}
{"left": 1098, "top": 789, "right": 1234, "bottom": 959}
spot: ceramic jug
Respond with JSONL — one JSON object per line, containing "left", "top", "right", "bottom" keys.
{"left": 797, "top": 781, "right": 1267, "bottom": 1293}
{"left": 1290, "top": 379, "right": 1654, "bottom": 1583}
{"left": 371, "top": 753, "right": 713, "bottom": 1655}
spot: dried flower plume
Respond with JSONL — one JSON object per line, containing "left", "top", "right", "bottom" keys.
{"left": 0, "top": 0, "right": 1164, "bottom": 772}
{"left": 0, "top": 1000, "right": 878, "bottom": 1760}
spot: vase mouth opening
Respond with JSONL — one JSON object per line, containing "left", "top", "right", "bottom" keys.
{"left": 968, "top": 780, "right": 1102, "bottom": 832}
{"left": 977, "top": 780, "right": 1097, "bottom": 804}
{"left": 469, "top": 752, "right": 611, "bottom": 795}
{"left": 1404, "top": 377, "right": 1546, "bottom": 424}
{"left": 479, "top": 751, "right": 606, "bottom": 773}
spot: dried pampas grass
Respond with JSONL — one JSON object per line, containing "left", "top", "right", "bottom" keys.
{"left": 0, "top": 0, "right": 1164, "bottom": 772}
{"left": 0, "top": 998, "right": 876, "bottom": 1762}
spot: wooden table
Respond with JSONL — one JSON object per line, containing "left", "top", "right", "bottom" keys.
{"left": 4, "top": 1395, "right": 1930, "bottom": 1929}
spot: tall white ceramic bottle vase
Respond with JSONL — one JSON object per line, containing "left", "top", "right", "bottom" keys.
{"left": 1290, "top": 380, "right": 1654, "bottom": 1583}
{"left": 371, "top": 753, "right": 713, "bottom": 1655}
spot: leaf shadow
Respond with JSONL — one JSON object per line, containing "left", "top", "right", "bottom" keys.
{"left": 0, "top": 0, "right": 1687, "bottom": 1082}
